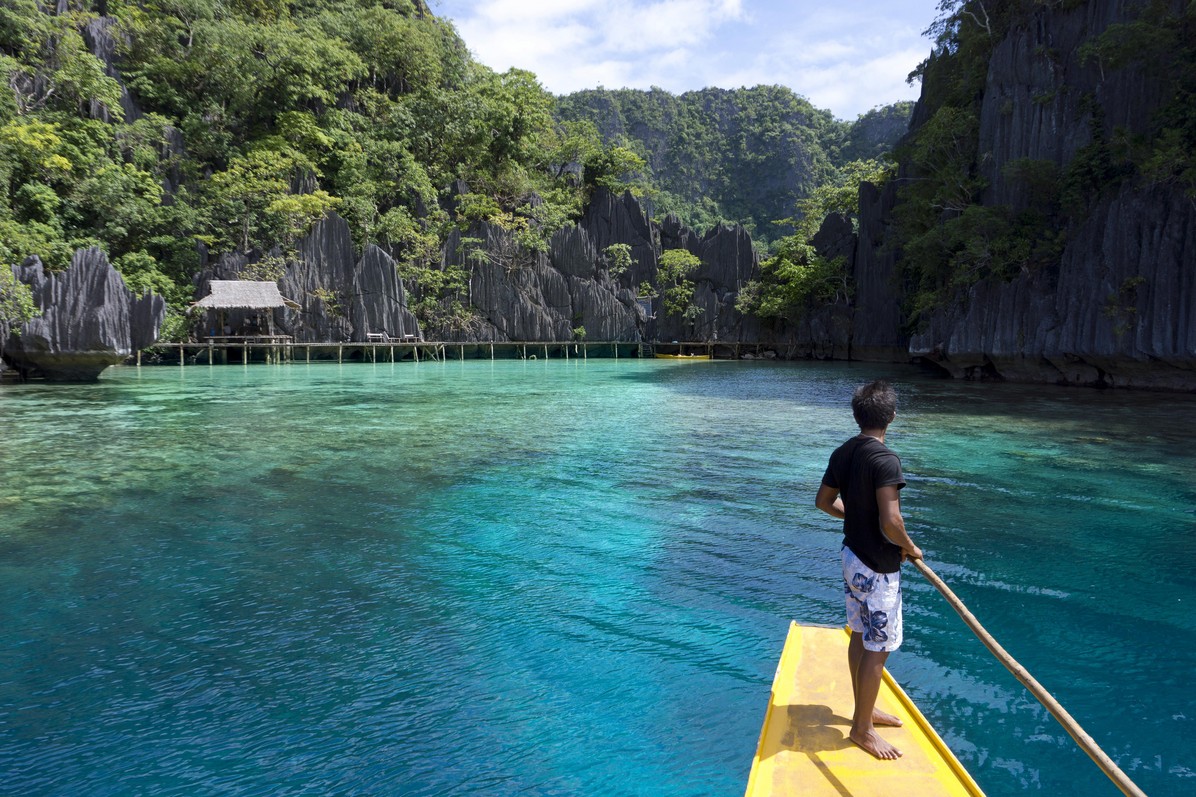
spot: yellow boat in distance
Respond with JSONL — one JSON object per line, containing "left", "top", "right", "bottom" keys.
{"left": 654, "top": 353, "right": 712, "bottom": 360}
{"left": 745, "top": 622, "right": 985, "bottom": 797}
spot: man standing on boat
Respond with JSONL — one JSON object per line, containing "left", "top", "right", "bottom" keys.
{"left": 815, "top": 380, "right": 923, "bottom": 761}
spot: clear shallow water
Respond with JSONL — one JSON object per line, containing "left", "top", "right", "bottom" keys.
{"left": 1, "top": 360, "right": 1193, "bottom": 796}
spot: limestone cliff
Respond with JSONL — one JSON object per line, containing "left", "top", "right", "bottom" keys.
{"left": 195, "top": 214, "right": 421, "bottom": 344}
{"left": 2, "top": 248, "right": 165, "bottom": 381}
{"left": 450, "top": 188, "right": 769, "bottom": 344}
{"left": 855, "top": 0, "right": 1196, "bottom": 390}
{"left": 218, "top": 191, "right": 763, "bottom": 347}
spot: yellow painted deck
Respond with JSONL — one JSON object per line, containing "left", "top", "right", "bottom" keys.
{"left": 745, "top": 622, "right": 985, "bottom": 797}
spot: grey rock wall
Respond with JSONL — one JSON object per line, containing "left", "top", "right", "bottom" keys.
{"left": 688, "top": 222, "right": 761, "bottom": 343}
{"left": 447, "top": 221, "right": 644, "bottom": 342}
{"left": 885, "top": 0, "right": 1196, "bottom": 390}
{"left": 651, "top": 207, "right": 762, "bottom": 343}
{"left": 407, "top": 188, "right": 762, "bottom": 345}
{"left": 912, "top": 183, "right": 1196, "bottom": 389}
{"left": 851, "top": 181, "right": 907, "bottom": 361}
{"left": 279, "top": 215, "right": 421, "bottom": 343}
{"left": 977, "top": 0, "right": 1182, "bottom": 207}
{"left": 2, "top": 248, "right": 165, "bottom": 380}
{"left": 194, "top": 214, "right": 421, "bottom": 343}
{"left": 82, "top": 15, "right": 143, "bottom": 124}
{"left": 581, "top": 188, "right": 659, "bottom": 290}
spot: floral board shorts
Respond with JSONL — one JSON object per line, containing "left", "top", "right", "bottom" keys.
{"left": 842, "top": 546, "right": 903, "bottom": 652}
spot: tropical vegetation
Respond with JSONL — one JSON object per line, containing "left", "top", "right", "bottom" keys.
{"left": 891, "top": 0, "right": 1196, "bottom": 329}
{"left": 0, "top": 0, "right": 645, "bottom": 336}
{"left": 0, "top": 0, "right": 920, "bottom": 341}
{"left": 555, "top": 87, "right": 911, "bottom": 245}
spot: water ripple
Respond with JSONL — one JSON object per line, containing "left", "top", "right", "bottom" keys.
{"left": 1, "top": 362, "right": 1192, "bottom": 797}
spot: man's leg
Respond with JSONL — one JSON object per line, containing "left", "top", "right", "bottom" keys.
{"left": 848, "top": 635, "right": 903, "bottom": 760}
{"left": 848, "top": 631, "right": 903, "bottom": 729}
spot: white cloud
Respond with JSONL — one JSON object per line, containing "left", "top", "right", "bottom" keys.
{"left": 465, "top": 0, "right": 606, "bottom": 24}
{"left": 435, "top": 0, "right": 934, "bottom": 118}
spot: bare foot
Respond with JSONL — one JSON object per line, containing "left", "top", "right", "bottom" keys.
{"left": 873, "top": 708, "right": 903, "bottom": 727}
{"left": 850, "top": 728, "right": 903, "bottom": 760}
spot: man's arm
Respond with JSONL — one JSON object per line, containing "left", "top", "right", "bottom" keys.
{"left": 815, "top": 484, "right": 845, "bottom": 520}
{"left": 876, "top": 485, "right": 922, "bottom": 560}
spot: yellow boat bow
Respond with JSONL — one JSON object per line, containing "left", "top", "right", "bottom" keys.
{"left": 745, "top": 622, "right": 984, "bottom": 796}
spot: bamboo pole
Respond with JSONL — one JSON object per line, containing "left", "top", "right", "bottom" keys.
{"left": 912, "top": 558, "right": 1148, "bottom": 797}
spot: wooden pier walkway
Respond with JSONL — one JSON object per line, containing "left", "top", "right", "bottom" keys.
{"left": 140, "top": 340, "right": 777, "bottom": 366}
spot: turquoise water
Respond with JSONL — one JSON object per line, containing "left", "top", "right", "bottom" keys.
{"left": 1, "top": 360, "right": 1193, "bottom": 796}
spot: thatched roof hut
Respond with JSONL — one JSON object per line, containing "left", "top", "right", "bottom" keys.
{"left": 193, "top": 280, "right": 301, "bottom": 310}
{"left": 193, "top": 281, "right": 301, "bottom": 340}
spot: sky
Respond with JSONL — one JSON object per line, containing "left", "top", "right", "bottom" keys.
{"left": 429, "top": 1, "right": 941, "bottom": 120}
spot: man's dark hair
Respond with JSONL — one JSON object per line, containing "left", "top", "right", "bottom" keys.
{"left": 852, "top": 380, "right": 898, "bottom": 429}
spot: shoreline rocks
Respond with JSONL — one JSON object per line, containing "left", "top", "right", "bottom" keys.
{"left": 2, "top": 248, "right": 165, "bottom": 381}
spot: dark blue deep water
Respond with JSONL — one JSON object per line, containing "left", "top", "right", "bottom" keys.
{"left": 1, "top": 360, "right": 1192, "bottom": 796}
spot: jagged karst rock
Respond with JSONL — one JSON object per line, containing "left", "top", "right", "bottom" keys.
{"left": 910, "top": 183, "right": 1196, "bottom": 389}
{"left": 449, "top": 222, "right": 644, "bottom": 342}
{"left": 851, "top": 181, "right": 907, "bottom": 361}
{"left": 582, "top": 188, "right": 659, "bottom": 290}
{"left": 2, "top": 249, "right": 165, "bottom": 381}
{"left": 655, "top": 213, "right": 763, "bottom": 343}
{"left": 416, "top": 191, "right": 766, "bottom": 347}
{"left": 810, "top": 212, "right": 855, "bottom": 268}
{"left": 280, "top": 215, "right": 422, "bottom": 342}
{"left": 196, "top": 214, "right": 421, "bottom": 343}
{"left": 693, "top": 224, "right": 760, "bottom": 343}
{"left": 898, "top": 0, "right": 1196, "bottom": 390}
{"left": 977, "top": 1, "right": 1174, "bottom": 208}
{"left": 82, "top": 15, "right": 142, "bottom": 123}
{"left": 550, "top": 225, "right": 599, "bottom": 279}
{"left": 457, "top": 224, "right": 572, "bottom": 341}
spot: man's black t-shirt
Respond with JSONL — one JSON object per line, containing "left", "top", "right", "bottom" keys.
{"left": 822, "top": 436, "right": 906, "bottom": 573}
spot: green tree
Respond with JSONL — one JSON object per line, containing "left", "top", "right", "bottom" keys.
{"left": 546, "top": 119, "right": 602, "bottom": 180}
{"left": 65, "top": 162, "right": 164, "bottom": 257}
{"left": 658, "top": 248, "right": 701, "bottom": 319}
{"left": 0, "top": 265, "right": 38, "bottom": 330}
{"left": 203, "top": 145, "right": 330, "bottom": 252}
{"left": 583, "top": 141, "right": 647, "bottom": 194}
{"left": 603, "top": 243, "right": 634, "bottom": 279}
{"left": 743, "top": 159, "right": 890, "bottom": 321}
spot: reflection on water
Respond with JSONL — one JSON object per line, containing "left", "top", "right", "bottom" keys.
{"left": 1, "top": 361, "right": 1193, "bottom": 796}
